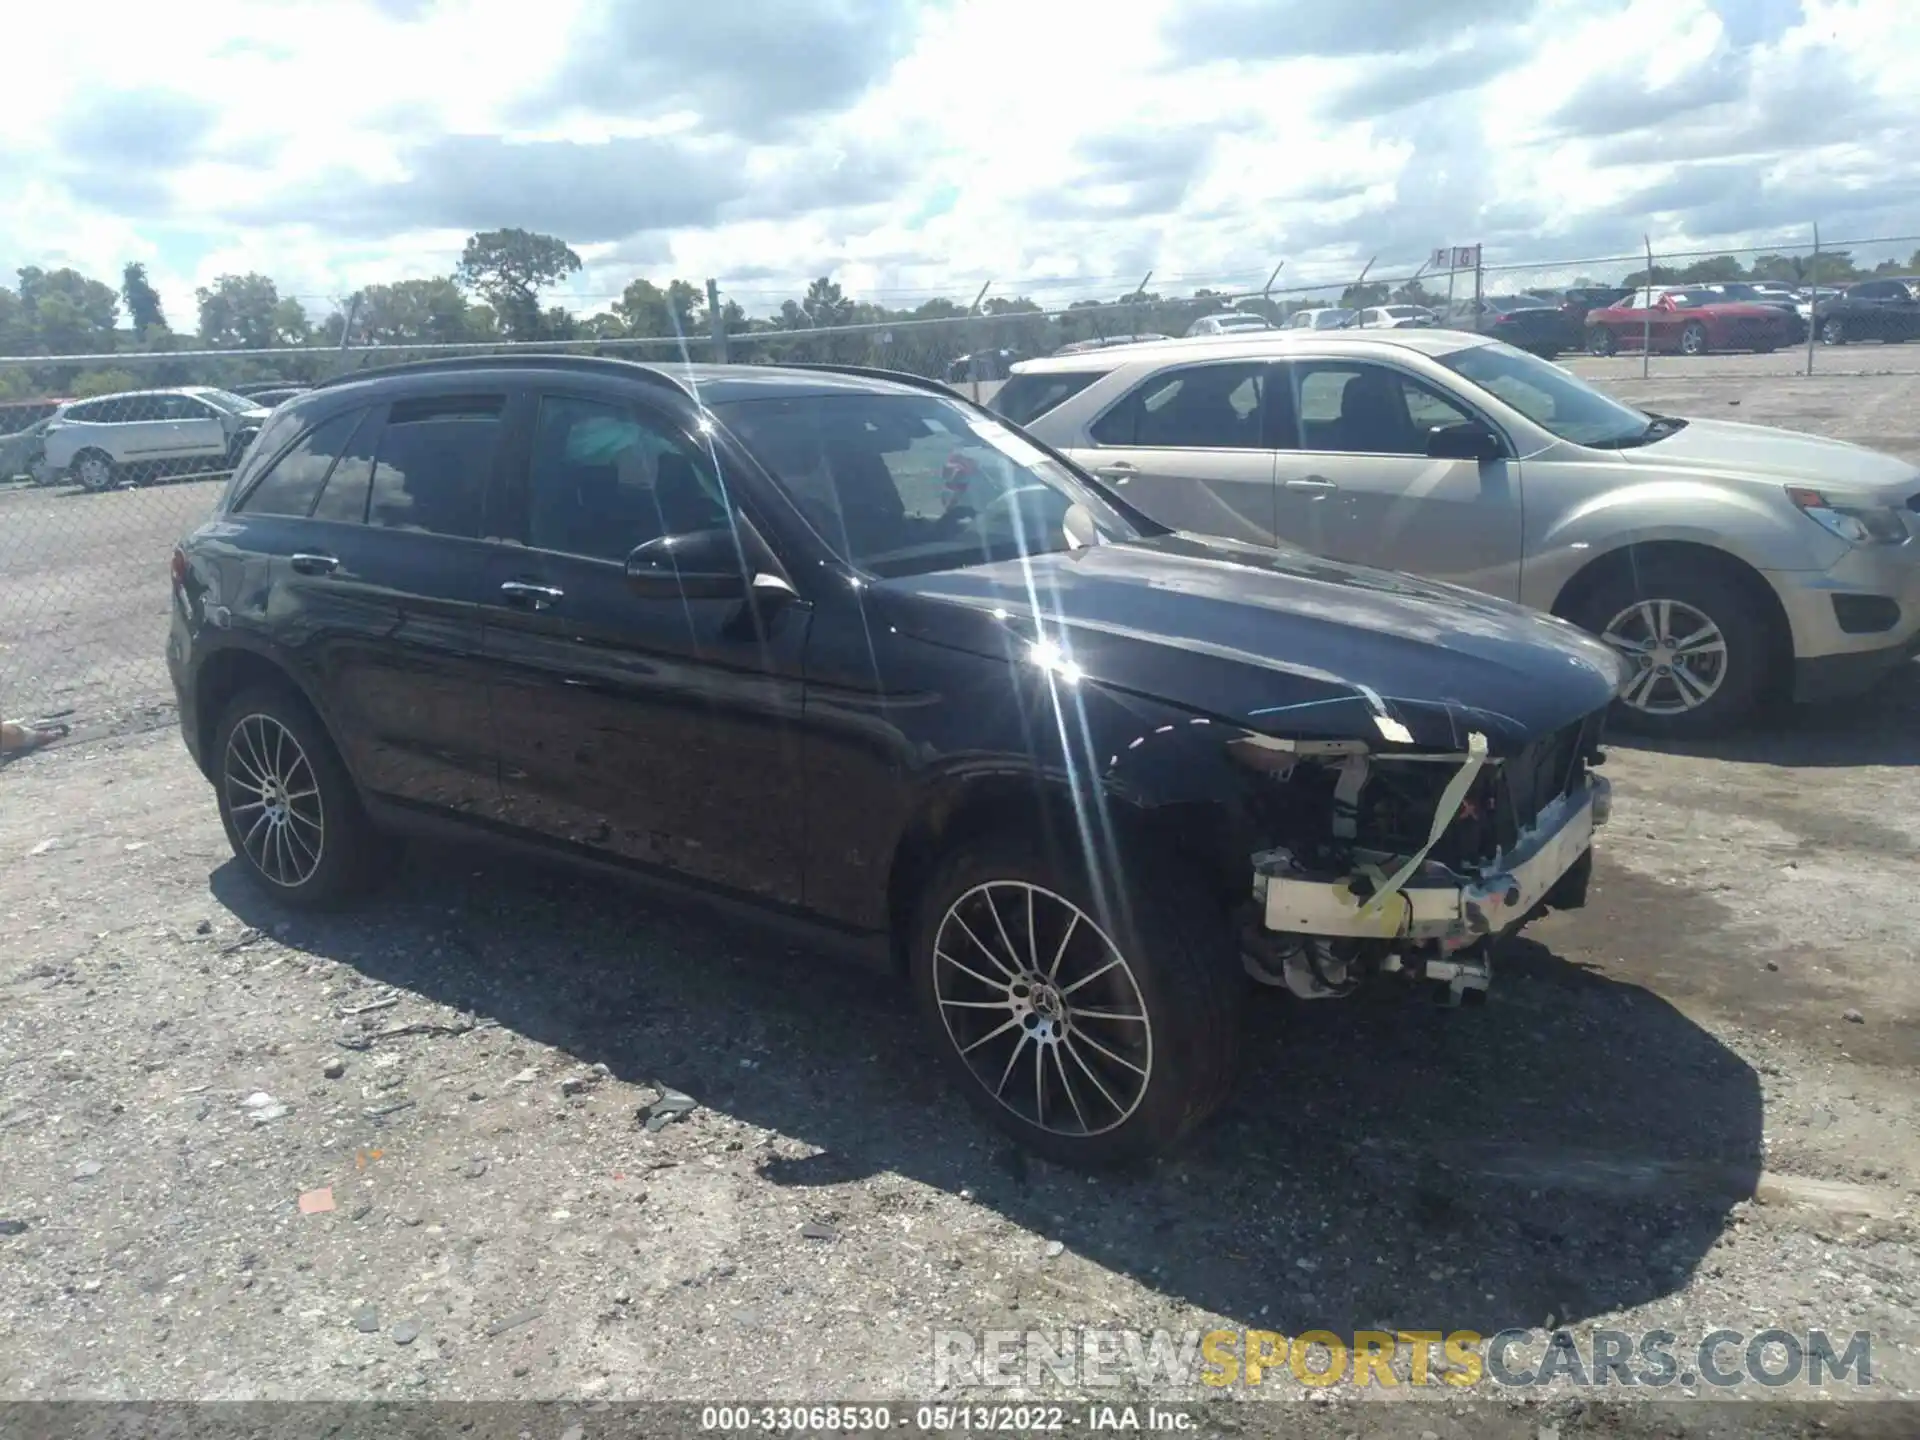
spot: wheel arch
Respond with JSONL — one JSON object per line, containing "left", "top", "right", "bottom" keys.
{"left": 883, "top": 764, "right": 1257, "bottom": 974}
{"left": 191, "top": 640, "right": 343, "bottom": 781}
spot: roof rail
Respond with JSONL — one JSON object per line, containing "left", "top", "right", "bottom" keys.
{"left": 774, "top": 362, "right": 976, "bottom": 404}
{"left": 311, "top": 352, "right": 691, "bottom": 396}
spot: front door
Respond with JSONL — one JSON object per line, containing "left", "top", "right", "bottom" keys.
{"left": 1072, "top": 359, "right": 1277, "bottom": 545}
{"left": 1268, "top": 358, "right": 1524, "bottom": 600}
{"left": 154, "top": 393, "right": 230, "bottom": 467}
{"left": 479, "top": 384, "right": 809, "bottom": 905}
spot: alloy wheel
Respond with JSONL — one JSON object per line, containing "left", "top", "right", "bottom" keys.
{"left": 223, "top": 713, "right": 326, "bottom": 887}
{"left": 1601, "top": 599, "right": 1729, "bottom": 716}
{"left": 932, "top": 881, "right": 1153, "bottom": 1138}
{"left": 77, "top": 454, "right": 112, "bottom": 491}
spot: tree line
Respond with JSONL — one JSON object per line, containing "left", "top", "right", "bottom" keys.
{"left": 5, "top": 227, "right": 1919, "bottom": 404}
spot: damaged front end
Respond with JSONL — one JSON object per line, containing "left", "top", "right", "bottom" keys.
{"left": 1230, "top": 711, "right": 1612, "bottom": 1006}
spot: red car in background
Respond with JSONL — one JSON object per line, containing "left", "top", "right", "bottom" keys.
{"left": 1585, "top": 286, "right": 1804, "bottom": 356}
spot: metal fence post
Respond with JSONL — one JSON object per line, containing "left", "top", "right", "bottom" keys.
{"left": 1806, "top": 224, "right": 1820, "bottom": 377}
{"left": 335, "top": 293, "right": 361, "bottom": 378}
{"left": 706, "top": 279, "right": 728, "bottom": 364}
{"left": 1642, "top": 236, "right": 1653, "bottom": 380}
{"left": 966, "top": 280, "right": 991, "bottom": 405}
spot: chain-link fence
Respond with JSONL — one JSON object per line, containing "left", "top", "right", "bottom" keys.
{"left": 7, "top": 231, "right": 1920, "bottom": 739}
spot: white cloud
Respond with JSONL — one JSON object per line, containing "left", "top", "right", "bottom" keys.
{"left": 2, "top": 0, "right": 1917, "bottom": 335}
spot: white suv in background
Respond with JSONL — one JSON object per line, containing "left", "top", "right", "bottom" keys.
{"left": 40, "top": 387, "right": 273, "bottom": 492}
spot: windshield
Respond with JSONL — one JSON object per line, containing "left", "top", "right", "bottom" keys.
{"left": 1213, "top": 314, "right": 1268, "bottom": 329}
{"left": 715, "top": 392, "right": 1141, "bottom": 578}
{"left": 196, "top": 388, "right": 265, "bottom": 415}
{"left": 1314, "top": 309, "right": 1356, "bottom": 328}
{"left": 1438, "top": 340, "right": 1656, "bottom": 448}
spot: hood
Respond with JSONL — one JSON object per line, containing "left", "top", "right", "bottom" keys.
{"left": 874, "top": 534, "right": 1628, "bottom": 756}
{"left": 1621, "top": 417, "right": 1920, "bottom": 500}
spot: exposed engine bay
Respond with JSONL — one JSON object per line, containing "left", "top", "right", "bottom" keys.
{"left": 1231, "top": 714, "right": 1612, "bottom": 1006}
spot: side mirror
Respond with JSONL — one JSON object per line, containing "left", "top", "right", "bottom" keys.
{"left": 625, "top": 528, "right": 750, "bottom": 601}
{"left": 1426, "top": 421, "right": 1503, "bottom": 463}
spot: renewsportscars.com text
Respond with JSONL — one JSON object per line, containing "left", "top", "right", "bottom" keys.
{"left": 932, "top": 1327, "right": 1873, "bottom": 1391}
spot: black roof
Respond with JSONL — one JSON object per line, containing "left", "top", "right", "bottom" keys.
{"left": 311, "top": 353, "right": 953, "bottom": 406}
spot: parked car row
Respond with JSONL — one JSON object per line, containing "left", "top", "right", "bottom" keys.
{"left": 168, "top": 350, "right": 1641, "bottom": 1166}
{"left": 1584, "top": 287, "right": 1807, "bottom": 355}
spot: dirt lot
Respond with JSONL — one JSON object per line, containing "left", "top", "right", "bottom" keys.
{"left": 1, "top": 359, "right": 1918, "bottom": 1437}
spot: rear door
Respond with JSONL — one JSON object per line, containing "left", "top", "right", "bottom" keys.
{"left": 1268, "top": 357, "right": 1523, "bottom": 599}
{"left": 227, "top": 390, "right": 513, "bottom": 817}
{"left": 477, "top": 379, "right": 809, "bottom": 903}
{"left": 1076, "top": 359, "right": 1278, "bottom": 546}
{"left": 153, "top": 393, "right": 229, "bottom": 466}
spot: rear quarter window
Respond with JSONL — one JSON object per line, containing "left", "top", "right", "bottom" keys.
{"left": 235, "top": 409, "right": 365, "bottom": 518}
{"left": 989, "top": 371, "right": 1107, "bottom": 427}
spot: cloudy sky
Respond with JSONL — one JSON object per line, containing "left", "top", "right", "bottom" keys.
{"left": 2, "top": 0, "right": 1917, "bottom": 326}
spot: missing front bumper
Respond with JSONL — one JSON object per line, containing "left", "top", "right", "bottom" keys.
{"left": 1253, "top": 776, "right": 1611, "bottom": 945}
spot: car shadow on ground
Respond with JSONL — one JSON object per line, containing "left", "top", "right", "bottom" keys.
{"left": 212, "top": 843, "right": 1762, "bottom": 1341}
{"left": 1612, "top": 662, "right": 1920, "bottom": 768}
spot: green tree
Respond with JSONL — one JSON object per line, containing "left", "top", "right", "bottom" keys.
{"left": 16, "top": 266, "right": 121, "bottom": 354}
{"left": 197, "top": 273, "right": 307, "bottom": 348}
{"left": 610, "top": 274, "right": 702, "bottom": 337}
{"left": 1341, "top": 281, "right": 1390, "bottom": 307}
{"left": 1674, "top": 254, "right": 1748, "bottom": 283}
{"left": 454, "top": 228, "right": 581, "bottom": 341}
{"left": 121, "top": 262, "right": 167, "bottom": 335}
{"left": 350, "top": 278, "right": 475, "bottom": 345}
{"left": 801, "top": 276, "right": 852, "bottom": 328}
{"left": 71, "top": 367, "right": 142, "bottom": 398}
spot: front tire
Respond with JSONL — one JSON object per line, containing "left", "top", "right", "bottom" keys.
{"left": 212, "top": 684, "right": 375, "bottom": 908}
{"left": 1568, "top": 556, "right": 1775, "bottom": 739}
{"left": 1587, "top": 327, "right": 1617, "bottom": 356}
{"left": 909, "top": 831, "right": 1244, "bottom": 1168}
{"left": 1680, "top": 322, "right": 1710, "bottom": 356}
{"left": 1821, "top": 317, "right": 1846, "bottom": 345}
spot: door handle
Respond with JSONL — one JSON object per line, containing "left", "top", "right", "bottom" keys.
{"left": 1093, "top": 463, "right": 1137, "bottom": 483}
{"left": 1284, "top": 476, "right": 1338, "bottom": 492}
{"left": 290, "top": 552, "right": 339, "bottom": 575}
{"left": 500, "top": 580, "right": 564, "bottom": 609}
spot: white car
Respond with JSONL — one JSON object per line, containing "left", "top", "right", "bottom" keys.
{"left": 40, "top": 387, "right": 273, "bottom": 492}
{"left": 1282, "top": 307, "right": 1358, "bottom": 331}
{"left": 993, "top": 330, "right": 1920, "bottom": 737}
{"left": 1354, "top": 304, "right": 1438, "bottom": 329}
{"left": 1185, "top": 311, "right": 1274, "bottom": 337}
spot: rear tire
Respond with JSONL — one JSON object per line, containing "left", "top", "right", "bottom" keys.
{"left": 73, "top": 449, "right": 116, "bottom": 493}
{"left": 1821, "top": 316, "right": 1846, "bottom": 345}
{"left": 909, "top": 829, "right": 1244, "bottom": 1168}
{"left": 1567, "top": 555, "right": 1775, "bottom": 740}
{"left": 212, "top": 683, "right": 376, "bottom": 909}
{"left": 1680, "top": 322, "right": 1710, "bottom": 357}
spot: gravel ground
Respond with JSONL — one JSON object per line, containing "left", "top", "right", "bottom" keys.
{"left": 1, "top": 361, "right": 1917, "bottom": 1437}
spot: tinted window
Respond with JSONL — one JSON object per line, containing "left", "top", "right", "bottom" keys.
{"left": 715, "top": 392, "right": 1139, "bottom": 578}
{"left": 310, "top": 409, "right": 379, "bottom": 522}
{"left": 1090, "top": 363, "right": 1265, "bottom": 448}
{"left": 989, "top": 371, "right": 1106, "bottom": 427}
{"left": 1286, "top": 362, "right": 1472, "bottom": 456}
{"left": 524, "top": 394, "right": 726, "bottom": 562}
{"left": 366, "top": 396, "right": 503, "bottom": 539}
{"left": 236, "top": 410, "right": 362, "bottom": 517}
